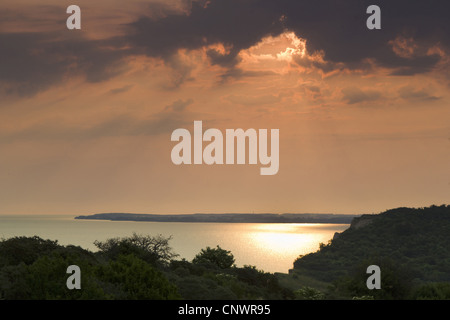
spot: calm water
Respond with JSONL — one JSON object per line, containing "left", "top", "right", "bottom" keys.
{"left": 0, "top": 215, "right": 349, "bottom": 273}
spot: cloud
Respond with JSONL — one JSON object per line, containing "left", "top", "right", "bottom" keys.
{"left": 0, "top": 33, "right": 68, "bottom": 96}
{"left": 126, "top": 0, "right": 285, "bottom": 66}
{"left": 224, "top": 94, "right": 282, "bottom": 106}
{"left": 0, "top": 32, "right": 127, "bottom": 97}
{"left": 164, "top": 98, "right": 194, "bottom": 112}
{"left": 161, "top": 53, "right": 197, "bottom": 89}
{"left": 126, "top": 0, "right": 450, "bottom": 75}
{"left": 87, "top": 98, "right": 195, "bottom": 137}
{"left": 398, "top": 86, "right": 441, "bottom": 101}
{"left": 218, "top": 67, "right": 277, "bottom": 83}
{"left": 341, "top": 87, "right": 383, "bottom": 105}
{"left": 109, "top": 85, "right": 134, "bottom": 94}
{"left": 1, "top": 0, "right": 449, "bottom": 97}
{"left": 206, "top": 47, "right": 242, "bottom": 68}
{"left": 282, "top": 0, "right": 449, "bottom": 74}
{"left": 0, "top": 98, "right": 195, "bottom": 142}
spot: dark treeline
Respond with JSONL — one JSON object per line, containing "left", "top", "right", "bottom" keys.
{"left": 0, "top": 233, "right": 293, "bottom": 300}
{"left": 1, "top": 205, "right": 450, "bottom": 300}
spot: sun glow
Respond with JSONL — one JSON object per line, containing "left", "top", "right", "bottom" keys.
{"left": 238, "top": 31, "right": 307, "bottom": 70}
{"left": 276, "top": 32, "right": 307, "bottom": 61}
{"left": 247, "top": 224, "right": 333, "bottom": 256}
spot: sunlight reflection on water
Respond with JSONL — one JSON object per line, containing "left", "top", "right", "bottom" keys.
{"left": 0, "top": 215, "right": 349, "bottom": 273}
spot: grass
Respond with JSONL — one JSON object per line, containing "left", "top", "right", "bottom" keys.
{"left": 275, "top": 269, "right": 330, "bottom": 293}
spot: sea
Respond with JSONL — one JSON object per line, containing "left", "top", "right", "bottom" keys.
{"left": 0, "top": 215, "right": 349, "bottom": 274}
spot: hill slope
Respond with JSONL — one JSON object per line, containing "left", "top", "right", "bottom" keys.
{"left": 293, "top": 205, "right": 450, "bottom": 285}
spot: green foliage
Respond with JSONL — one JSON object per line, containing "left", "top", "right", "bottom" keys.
{"left": 0, "top": 234, "right": 180, "bottom": 300}
{"left": 192, "top": 245, "right": 235, "bottom": 269}
{"left": 96, "top": 254, "right": 180, "bottom": 299}
{"left": 294, "top": 287, "right": 325, "bottom": 300}
{"left": 94, "top": 233, "right": 178, "bottom": 267}
{"left": 293, "top": 205, "right": 450, "bottom": 299}
{"left": 276, "top": 271, "right": 330, "bottom": 296}
{"left": 169, "top": 274, "right": 237, "bottom": 300}
{"left": 0, "top": 235, "right": 292, "bottom": 300}
{"left": 0, "top": 249, "right": 106, "bottom": 299}
{"left": 331, "top": 258, "right": 414, "bottom": 300}
{"left": 5, "top": 205, "right": 448, "bottom": 301}
{"left": 234, "top": 265, "right": 268, "bottom": 286}
{"left": 168, "top": 256, "right": 292, "bottom": 299}
{"left": 0, "top": 236, "right": 60, "bottom": 266}
{"left": 411, "top": 282, "right": 450, "bottom": 300}
{"left": 352, "top": 295, "right": 374, "bottom": 300}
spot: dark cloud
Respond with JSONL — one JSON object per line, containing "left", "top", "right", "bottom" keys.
{"left": 282, "top": 0, "right": 449, "bottom": 74}
{"left": 127, "top": 0, "right": 449, "bottom": 74}
{"left": 1, "top": 0, "right": 449, "bottom": 96}
{"left": 0, "top": 32, "right": 127, "bottom": 97}
{"left": 127, "top": 0, "right": 285, "bottom": 68}
{"left": 0, "top": 33, "right": 68, "bottom": 96}
{"left": 206, "top": 47, "right": 242, "bottom": 68}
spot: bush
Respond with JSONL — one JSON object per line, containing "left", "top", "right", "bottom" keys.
{"left": 192, "top": 245, "right": 235, "bottom": 269}
{"left": 295, "top": 287, "right": 325, "bottom": 300}
{"left": 96, "top": 254, "right": 180, "bottom": 299}
{"left": 411, "top": 283, "right": 450, "bottom": 300}
{"left": 0, "top": 236, "right": 60, "bottom": 266}
{"left": 94, "top": 233, "right": 178, "bottom": 266}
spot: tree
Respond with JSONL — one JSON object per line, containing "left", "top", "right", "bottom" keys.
{"left": 0, "top": 252, "right": 107, "bottom": 300}
{"left": 96, "top": 254, "right": 180, "bottom": 299}
{"left": 332, "top": 257, "right": 414, "bottom": 300}
{"left": 94, "top": 233, "right": 178, "bottom": 266}
{"left": 192, "top": 245, "right": 235, "bottom": 269}
{"left": 0, "top": 236, "right": 60, "bottom": 266}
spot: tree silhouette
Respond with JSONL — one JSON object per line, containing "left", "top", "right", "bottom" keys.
{"left": 192, "top": 245, "right": 235, "bottom": 269}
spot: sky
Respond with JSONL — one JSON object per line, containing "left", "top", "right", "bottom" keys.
{"left": 0, "top": 0, "right": 449, "bottom": 215}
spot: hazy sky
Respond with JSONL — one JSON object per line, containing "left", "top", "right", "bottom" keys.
{"left": 1, "top": 0, "right": 449, "bottom": 215}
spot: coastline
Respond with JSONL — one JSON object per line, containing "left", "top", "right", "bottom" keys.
{"left": 75, "top": 212, "right": 359, "bottom": 224}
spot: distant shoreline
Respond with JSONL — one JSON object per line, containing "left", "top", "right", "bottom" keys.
{"left": 75, "top": 213, "right": 359, "bottom": 224}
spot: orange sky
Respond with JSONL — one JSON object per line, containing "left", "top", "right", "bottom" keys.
{"left": 1, "top": 0, "right": 449, "bottom": 215}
